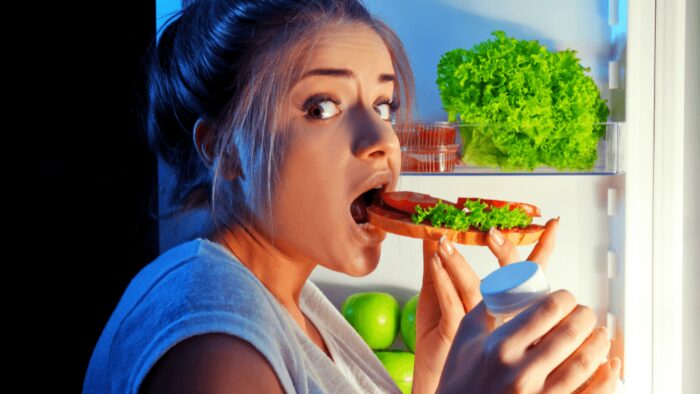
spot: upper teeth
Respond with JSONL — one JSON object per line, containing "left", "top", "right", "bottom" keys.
{"left": 373, "top": 185, "right": 383, "bottom": 190}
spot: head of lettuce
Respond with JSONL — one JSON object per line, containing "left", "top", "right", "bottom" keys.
{"left": 437, "top": 31, "right": 609, "bottom": 171}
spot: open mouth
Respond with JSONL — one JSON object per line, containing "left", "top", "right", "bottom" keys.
{"left": 350, "top": 185, "right": 385, "bottom": 224}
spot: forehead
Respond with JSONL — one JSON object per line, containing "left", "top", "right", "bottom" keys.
{"left": 303, "top": 23, "right": 395, "bottom": 76}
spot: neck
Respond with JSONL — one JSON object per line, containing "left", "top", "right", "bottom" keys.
{"left": 208, "top": 220, "right": 316, "bottom": 312}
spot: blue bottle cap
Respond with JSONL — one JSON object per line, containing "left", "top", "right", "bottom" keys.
{"left": 480, "top": 261, "right": 550, "bottom": 315}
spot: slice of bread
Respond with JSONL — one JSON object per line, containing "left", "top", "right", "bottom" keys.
{"left": 367, "top": 205, "right": 545, "bottom": 246}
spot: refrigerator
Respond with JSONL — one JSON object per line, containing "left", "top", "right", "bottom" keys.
{"left": 155, "top": 1, "right": 700, "bottom": 392}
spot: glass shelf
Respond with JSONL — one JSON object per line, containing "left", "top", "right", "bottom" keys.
{"left": 400, "top": 122, "right": 621, "bottom": 176}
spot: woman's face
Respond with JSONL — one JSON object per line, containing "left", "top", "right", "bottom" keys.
{"left": 270, "top": 23, "right": 401, "bottom": 276}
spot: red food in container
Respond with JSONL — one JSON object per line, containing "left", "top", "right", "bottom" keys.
{"left": 394, "top": 122, "right": 459, "bottom": 173}
{"left": 395, "top": 122, "right": 457, "bottom": 146}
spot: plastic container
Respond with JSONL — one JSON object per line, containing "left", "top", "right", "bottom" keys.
{"left": 401, "top": 144, "right": 460, "bottom": 172}
{"left": 394, "top": 121, "right": 459, "bottom": 173}
{"left": 452, "top": 122, "right": 620, "bottom": 175}
{"left": 479, "top": 261, "right": 550, "bottom": 327}
{"left": 395, "top": 121, "right": 457, "bottom": 146}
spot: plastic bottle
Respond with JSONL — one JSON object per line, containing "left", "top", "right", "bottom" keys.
{"left": 480, "top": 261, "right": 625, "bottom": 393}
{"left": 479, "top": 261, "right": 550, "bottom": 327}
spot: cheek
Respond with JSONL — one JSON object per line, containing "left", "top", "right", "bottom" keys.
{"left": 392, "top": 146, "right": 402, "bottom": 177}
{"left": 264, "top": 123, "right": 386, "bottom": 273}
{"left": 267, "top": 136, "right": 349, "bottom": 260}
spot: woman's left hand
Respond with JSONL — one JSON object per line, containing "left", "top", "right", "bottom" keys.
{"left": 411, "top": 218, "right": 560, "bottom": 394}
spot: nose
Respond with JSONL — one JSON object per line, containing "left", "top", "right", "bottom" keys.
{"left": 351, "top": 109, "right": 400, "bottom": 160}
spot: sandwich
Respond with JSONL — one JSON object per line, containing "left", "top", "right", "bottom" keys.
{"left": 366, "top": 191, "right": 545, "bottom": 245}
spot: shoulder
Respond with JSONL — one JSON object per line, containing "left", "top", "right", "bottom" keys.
{"left": 113, "top": 237, "right": 287, "bottom": 350}
{"left": 108, "top": 239, "right": 295, "bottom": 393}
{"left": 120, "top": 238, "right": 271, "bottom": 322}
{"left": 140, "top": 333, "right": 284, "bottom": 394}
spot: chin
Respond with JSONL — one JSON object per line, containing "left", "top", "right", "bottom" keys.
{"left": 343, "top": 247, "right": 382, "bottom": 277}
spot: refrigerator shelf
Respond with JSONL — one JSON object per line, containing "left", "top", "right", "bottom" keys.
{"left": 400, "top": 122, "right": 621, "bottom": 176}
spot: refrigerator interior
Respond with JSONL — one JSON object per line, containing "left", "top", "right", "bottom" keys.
{"left": 311, "top": 174, "right": 627, "bottom": 368}
{"left": 307, "top": 0, "right": 630, "bottom": 383}
{"left": 154, "top": 0, "right": 700, "bottom": 392}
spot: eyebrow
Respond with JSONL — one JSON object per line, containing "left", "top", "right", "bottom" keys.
{"left": 301, "top": 68, "right": 396, "bottom": 84}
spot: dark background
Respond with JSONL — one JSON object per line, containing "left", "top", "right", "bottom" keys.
{"left": 34, "top": 1, "right": 159, "bottom": 390}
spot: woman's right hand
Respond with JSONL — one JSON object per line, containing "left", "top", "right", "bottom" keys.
{"left": 436, "top": 290, "right": 621, "bottom": 393}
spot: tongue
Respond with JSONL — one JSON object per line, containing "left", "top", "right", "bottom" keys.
{"left": 351, "top": 197, "right": 368, "bottom": 223}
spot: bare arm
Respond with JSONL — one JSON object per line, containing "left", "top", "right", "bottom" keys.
{"left": 140, "top": 333, "right": 285, "bottom": 394}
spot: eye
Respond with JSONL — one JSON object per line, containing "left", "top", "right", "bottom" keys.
{"left": 374, "top": 103, "right": 392, "bottom": 121}
{"left": 303, "top": 95, "right": 342, "bottom": 120}
{"left": 374, "top": 98, "right": 399, "bottom": 122}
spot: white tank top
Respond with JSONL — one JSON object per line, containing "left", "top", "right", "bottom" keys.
{"left": 83, "top": 238, "right": 400, "bottom": 393}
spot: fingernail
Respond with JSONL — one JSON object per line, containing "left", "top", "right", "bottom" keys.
{"left": 432, "top": 252, "right": 442, "bottom": 270}
{"left": 610, "top": 357, "right": 621, "bottom": 374}
{"left": 599, "top": 326, "right": 609, "bottom": 338}
{"left": 489, "top": 227, "right": 504, "bottom": 246}
{"left": 556, "top": 216, "right": 561, "bottom": 223}
{"left": 439, "top": 235, "right": 454, "bottom": 255}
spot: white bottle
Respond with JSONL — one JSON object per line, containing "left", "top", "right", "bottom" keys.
{"left": 479, "top": 261, "right": 625, "bottom": 393}
{"left": 479, "top": 261, "right": 550, "bottom": 327}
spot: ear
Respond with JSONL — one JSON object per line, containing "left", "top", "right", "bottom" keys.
{"left": 193, "top": 117, "right": 243, "bottom": 180}
{"left": 193, "top": 117, "right": 216, "bottom": 169}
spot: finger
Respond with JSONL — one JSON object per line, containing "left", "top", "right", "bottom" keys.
{"left": 543, "top": 326, "right": 611, "bottom": 393}
{"left": 577, "top": 357, "right": 621, "bottom": 394}
{"left": 454, "top": 302, "right": 494, "bottom": 342}
{"left": 486, "top": 227, "right": 521, "bottom": 267}
{"left": 525, "top": 305, "right": 597, "bottom": 373}
{"left": 422, "top": 240, "right": 440, "bottom": 286}
{"left": 493, "top": 290, "right": 577, "bottom": 353}
{"left": 437, "top": 235, "right": 482, "bottom": 311}
{"left": 419, "top": 240, "right": 442, "bottom": 325}
{"left": 430, "top": 252, "right": 465, "bottom": 337}
{"left": 527, "top": 217, "right": 560, "bottom": 269}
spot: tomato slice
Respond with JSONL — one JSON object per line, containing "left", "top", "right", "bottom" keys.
{"left": 382, "top": 192, "right": 456, "bottom": 215}
{"left": 456, "top": 197, "right": 541, "bottom": 217}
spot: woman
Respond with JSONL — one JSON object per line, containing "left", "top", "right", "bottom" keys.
{"left": 83, "top": 0, "right": 621, "bottom": 393}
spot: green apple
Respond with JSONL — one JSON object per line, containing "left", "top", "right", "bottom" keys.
{"left": 374, "top": 350, "right": 415, "bottom": 394}
{"left": 341, "top": 292, "right": 400, "bottom": 350}
{"left": 400, "top": 294, "right": 419, "bottom": 353}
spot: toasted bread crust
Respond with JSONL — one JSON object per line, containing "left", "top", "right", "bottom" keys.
{"left": 367, "top": 205, "right": 545, "bottom": 246}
